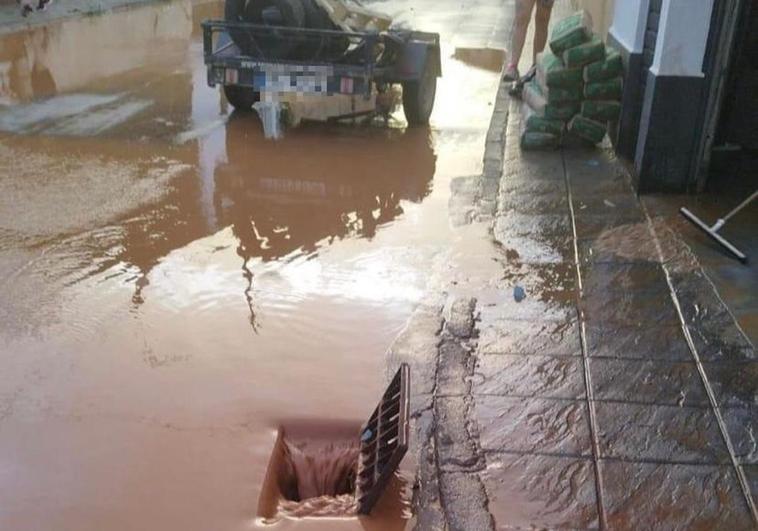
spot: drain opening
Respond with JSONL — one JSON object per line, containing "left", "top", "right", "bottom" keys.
{"left": 257, "top": 423, "right": 363, "bottom": 520}
{"left": 278, "top": 437, "right": 360, "bottom": 502}
{"left": 257, "top": 364, "right": 410, "bottom": 520}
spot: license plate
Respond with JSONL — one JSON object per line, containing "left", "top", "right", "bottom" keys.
{"left": 340, "top": 77, "right": 354, "bottom": 94}
{"left": 241, "top": 62, "right": 331, "bottom": 94}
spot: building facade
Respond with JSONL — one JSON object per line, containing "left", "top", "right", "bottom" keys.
{"left": 606, "top": 0, "right": 757, "bottom": 193}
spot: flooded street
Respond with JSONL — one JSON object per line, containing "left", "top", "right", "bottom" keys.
{"left": 0, "top": 0, "right": 510, "bottom": 529}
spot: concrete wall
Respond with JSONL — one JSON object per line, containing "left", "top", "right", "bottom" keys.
{"left": 570, "top": 0, "right": 616, "bottom": 38}
{"left": 632, "top": 0, "right": 715, "bottom": 192}
{"left": 605, "top": 0, "right": 648, "bottom": 161}
{"left": 650, "top": 0, "right": 713, "bottom": 77}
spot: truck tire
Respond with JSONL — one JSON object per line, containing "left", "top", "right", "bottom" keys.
{"left": 402, "top": 54, "right": 437, "bottom": 126}
{"left": 301, "top": 0, "right": 332, "bottom": 29}
{"left": 224, "top": 84, "right": 260, "bottom": 111}
{"left": 299, "top": 0, "right": 348, "bottom": 60}
{"left": 225, "top": 0, "right": 305, "bottom": 58}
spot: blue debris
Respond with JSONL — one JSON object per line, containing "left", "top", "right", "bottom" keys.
{"left": 361, "top": 429, "right": 373, "bottom": 442}
{"left": 514, "top": 285, "right": 526, "bottom": 302}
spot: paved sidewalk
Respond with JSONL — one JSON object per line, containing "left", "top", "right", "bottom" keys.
{"left": 484, "top": 100, "right": 756, "bottom": 529}
{"left": 392, "top": 84, "right": 758, "bottom": 529}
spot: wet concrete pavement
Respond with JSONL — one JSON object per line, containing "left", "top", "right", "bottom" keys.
{"left": 643, "top": 190, "right": 758, "bottom": 347}
{"left": 391, "top": 36, "right": 758, "bottom": 527}
{"left": 0, "top": 0, "right": 515, "bottom": 529}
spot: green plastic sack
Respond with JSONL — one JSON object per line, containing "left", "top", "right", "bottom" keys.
{"left": 563, "top": 36, "right": 605, "bottom": 69}
{"left": 540, "top": 83, "right": 583, "bottom": 104}
{"left": 584, "top": 50, "right": 623, "bottom": 82}
{"left": 525, "top": 116, "right": 564, "bottom": 135}
{"left": 523, "top": 80, "right": 548, "bottom": 115}
{"left": 522, "top": 104, "right": 564, "bottom": 136}
{"left": 536, "top": 51, "right": 583, "bottom": 89}
{"left": 584, "top": 77, "right": 623, "bottom": 100}
{"left": 523, "top": 81, "right": 580, "bottom": 121}
{"left": 521, "top": 132, "right": 561, "bottom": 150}
{"left": 549, "top": 11, "right": 592, "bottom": 55}
{"left": 568, "top": 115, "right": 606, "bottom": 144}
{"left": 546, "top": 102, "right": 580, "bottom": 121}
{"left": 581, "top": 100, "right": 621, "bottom": 122}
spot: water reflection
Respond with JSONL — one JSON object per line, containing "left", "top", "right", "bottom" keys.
{"left": 213, "top": 114, "right": 436, "bottom": 327}
{"left": 0, "top": 0, "right": 194, "bottom": 104}
{"left": 451, "top": 47, "right": 507, "bottom": 72}
{"left": 39, "top": 115, "right": 437, "bottom": 323}
{"left": 216, "top": 114, "right": 436, "bottom": 262}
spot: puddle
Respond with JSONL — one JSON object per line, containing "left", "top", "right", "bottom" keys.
{"left": 644, "top": 190, "right": 758, "bottom": 345}
{"left": 0, "top": 93, "right": 121, "bottom": 132}
{"left": 0, "top": 0, "right": 194, "bottom": 105}
{"left": 216, "top": 116, "right": 436, "bottom": 261}
{"left": 452, "top": 48, "right": 507, "bottom": 72}
{"left": 581, "top": 221, "right": 659, "bottom": 263}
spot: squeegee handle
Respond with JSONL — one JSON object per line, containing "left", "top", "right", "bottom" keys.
{"left": 723, "top": 189, "right": 758, "bottom": 223}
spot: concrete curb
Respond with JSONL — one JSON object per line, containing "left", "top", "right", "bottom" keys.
{"left": 433, "top": 297, "right": 494, "bottom": 531}
{"left": 479, "top": 77, "right": 511, "bottom": 222}
{"left": 448, "top": 75, "right": 511, "bottom": 227}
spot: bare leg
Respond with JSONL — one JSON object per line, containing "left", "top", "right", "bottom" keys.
{"left": 509, "top": 0, "right": 537, "bottom": 68}
{"left": 533, "top": 1, "right": 553, "bottom": 63}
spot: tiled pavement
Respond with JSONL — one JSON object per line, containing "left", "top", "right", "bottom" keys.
{"left": 473, "top": 101, "right": 758, "bottom": 529}
{"left": 389, "top": 1, "right": 756, "bottom": 527}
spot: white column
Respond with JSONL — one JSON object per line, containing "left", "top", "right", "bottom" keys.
{"left": 608, "top": 0, "right": 650, "bottom": 52}
{"left": 651, "top": 0, "right": 715, "bottom": 77}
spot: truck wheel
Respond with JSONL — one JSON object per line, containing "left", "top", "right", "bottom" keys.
{"left": 402, "top": 55, "right": 437, "bottom": 126}
{"left": 299, "top": 0, "right": 348, "bottom": 60}
{"left": 301, "top": 0, "right": 332, "bottom": 29}
{"left": 225, "top": 0, "right": 305, "bottom": 58}
{"left": 224, "top": 85, "right": 260, "bottom": 111}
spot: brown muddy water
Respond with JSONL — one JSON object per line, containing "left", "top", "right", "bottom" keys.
{"left": 0, "top": 0, "right": 507, "bottom": 529}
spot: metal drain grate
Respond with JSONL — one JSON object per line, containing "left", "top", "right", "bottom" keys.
{"left": 355, "top": 363, "right": 410, "bottom": 515}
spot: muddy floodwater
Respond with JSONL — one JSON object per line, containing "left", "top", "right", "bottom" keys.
{"left": 0, "top": 0, "right": 508, "bottom": 529}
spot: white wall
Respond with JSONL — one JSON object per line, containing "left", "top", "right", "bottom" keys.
{"left": 608, "top": 0, "right": 650, "bottom": 52}
{"left": 570, "top": 0, "right": 617, "bottom": 38}
{"left": 651, "top": 0, "right": 715, "bottom": 77}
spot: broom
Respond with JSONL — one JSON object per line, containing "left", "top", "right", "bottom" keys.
{"left": 679, "top": 189, "right": 757, "bottom": 264}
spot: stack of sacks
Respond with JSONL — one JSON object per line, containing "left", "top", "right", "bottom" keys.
{"left": 520, "top": 50, "right": 581, "bottom": 149}
{"left": 520, "top": 10, "right": 624, "bottom": 149}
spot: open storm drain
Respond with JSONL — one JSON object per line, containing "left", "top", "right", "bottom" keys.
{"left": 257, "top": 364, "right": 410, "bottom": 522}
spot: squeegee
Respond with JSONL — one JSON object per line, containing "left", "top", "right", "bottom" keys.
{"left": 679, "top": 189, "right": 757, "bottom": 263}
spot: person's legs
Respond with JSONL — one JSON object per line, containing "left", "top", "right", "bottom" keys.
{"left": 504, "top": 0, "right": 536, "bottom": 80}
{"left": 533, "top": 0, "right": 554, "bottom": 63}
